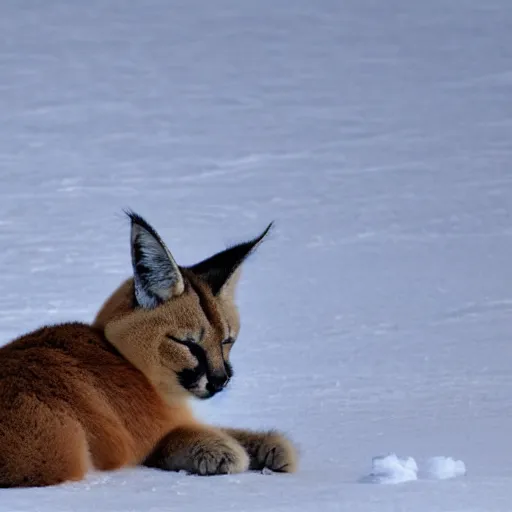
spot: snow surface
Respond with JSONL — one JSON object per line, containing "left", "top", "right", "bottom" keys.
{"left": 1, "top": 0, "right": 512, "bottom": 510}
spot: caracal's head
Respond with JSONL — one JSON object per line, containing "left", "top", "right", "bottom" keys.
{"left": 94, "top": 212, "right": 271, "bottom": 402}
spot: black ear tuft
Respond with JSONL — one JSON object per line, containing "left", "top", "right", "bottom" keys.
{"left": 125, "top": 210, "right": 184, "bottom": 309}
{"left": 189, "top": 222, "right": 273, "bottom": 295}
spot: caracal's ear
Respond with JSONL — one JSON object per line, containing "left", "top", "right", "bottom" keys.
{"left": 189, "top": 222, "right": 273, "bottom": 298}
{"left": 125, "top": 210, "right": 185, "bottom": 309}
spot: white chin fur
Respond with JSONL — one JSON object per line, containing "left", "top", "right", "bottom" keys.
{"left": 190, "top": 374, "right": 209, "bottom": 398}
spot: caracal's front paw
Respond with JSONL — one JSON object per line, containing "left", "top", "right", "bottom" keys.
{"left": 190, "top": 436, "right": 249, "bottom": 476}
{"left": 253, "top": 431, "right": 298, "bottom": 473}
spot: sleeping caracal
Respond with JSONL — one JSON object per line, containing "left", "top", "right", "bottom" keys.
{"left": 0, "top": 212, "right": 297, "bottom": 487}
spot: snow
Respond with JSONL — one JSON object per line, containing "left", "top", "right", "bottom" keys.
{"left": 361, "top": 454, "right": 467, "bottom": 484}
{"left": 362, "top": 454, "right": 419, "bottom": 484}
{"left": 423, "top": 456, "right": 467, "bottom": 481}
{"left": 0, "top": 0, "right": 512, "bottom": 510}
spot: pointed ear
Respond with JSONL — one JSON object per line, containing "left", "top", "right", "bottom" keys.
{"left": 189, "top": 222, "right": 273, "bottom": 296}
{"left": 125, "top": 210, "right": 184, "bottom": 309}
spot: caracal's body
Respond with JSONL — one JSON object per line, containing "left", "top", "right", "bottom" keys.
{"left": 0, "top": 213, "right": 297, "bottom": 487}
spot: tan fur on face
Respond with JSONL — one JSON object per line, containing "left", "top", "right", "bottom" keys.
{"left": 95, "top": 270, "right": 240, "bottom": 403}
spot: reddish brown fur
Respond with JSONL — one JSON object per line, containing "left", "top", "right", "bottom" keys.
{"left": 0, "top": 321, "right": 194, "bottom": 487}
